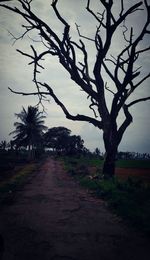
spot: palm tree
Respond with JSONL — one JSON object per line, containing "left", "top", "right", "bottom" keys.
{"left": 10, "top": 106, "right": 47, "bottom": 159}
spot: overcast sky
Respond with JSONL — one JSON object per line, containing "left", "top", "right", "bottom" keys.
{"left": 0, "top": 0, "right": 150, "bottom": 153}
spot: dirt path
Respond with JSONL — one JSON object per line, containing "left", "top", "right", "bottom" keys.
{"left": 0, "top": 158, "right": 149, "bottom": 260}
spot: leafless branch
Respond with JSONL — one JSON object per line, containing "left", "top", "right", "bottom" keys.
{"left": 88, "top": 96, "right": 99, "bottom": 118}
{"left": 39, "top": 82, "right": 103, "bottom": 128}
{"left": 136, "top": 46, "right": 150, "bottom": 55}
{"left": 119, "top": 0, "right": 124, "bottom": 17}
{"left": 86, "top": 0, "right": 106, "bottom": 28}
{"left": 135, "top": 73, "right": 150, "bottom": 88}
{"left": 104, "top": 82, "right": 115, "bottom": 95}
{"left": 51, "top": 0, "right": 70, "bottom": 43}
{"left": 75, "top": 23, "right": 95, "bottom": 42}
{"left": 7, "top": 27, "right": 33, "bottom": 45}
{"left": 117, "top": 104, "right": 133, "bottom": 145}
{"left": 8, "top": 87, "right": 49, "bottom": 97}
{"left": 127, "top": 97, "right": 150, "bottom": 107}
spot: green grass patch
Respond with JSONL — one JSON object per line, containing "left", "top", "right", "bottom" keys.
{"left": 62, "top": 155, "right": 103, "bottom": 171}
{"left": 62, "top": 156, "right": 150, "bottom": 236}
{"left": 102, "top": 179, "right": 150, "bottom": 235}
{"left": 116, "top": 159, "right": 150, "bottom": 168}
{"left": 0, "top": 163, "right": 37, "bottom": 206}
{"left": 63, "top": 156, "right": 150, "bottom": 171}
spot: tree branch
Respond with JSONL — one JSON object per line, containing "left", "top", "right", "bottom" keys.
{"left": 127, "top": 97, "right": 150, "bottom": 107}
{"left": 9, "top": 84, "right": 102, "bottom": 129}
{"left": 134, "top": 73, "right": 150, "bottom": 88}
{"left": 86, "top": 0, "right": 106, "bottom": 28}
{"left": 8, "top": 87, "right": 49, "bottom": 96}
{"left": 75, "top": 23, "right": 95, "bottom": 42}
{"left": 39, "top": 82, "right": 103, "bottom": 129}
{"left": 117, "top": 105, "right": 133, "bottom": 145}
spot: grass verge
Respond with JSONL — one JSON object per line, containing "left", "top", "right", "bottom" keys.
{"left": 0, "top": 163, "right": 37, "bottom": 206}
{"left": 63, "top": 156, "right": 150, "bottom": 237}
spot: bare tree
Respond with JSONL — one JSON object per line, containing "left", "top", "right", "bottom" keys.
{"left": 0, "top": 0, "right": 150, "bottom": 177}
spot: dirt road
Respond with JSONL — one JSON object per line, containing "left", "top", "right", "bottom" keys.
{"left": 0, "top": 158, "right": 149, "bottom": 260}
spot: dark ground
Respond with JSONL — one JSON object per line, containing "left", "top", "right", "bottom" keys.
{"left": 0, "top": 158, "right": 150, "bottom": 260}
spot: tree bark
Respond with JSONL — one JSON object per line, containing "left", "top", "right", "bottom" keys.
{"left": 28, "top": 144, "right": 34, "bottom": 161}
{"left": 102, "top": 147, "right": 117, "bottom": 178}
{"left": 28, "top": 144, "right": 32, "bottom": 161}
{"left": 102, "top": 127, "right": 118, "bottom": 178}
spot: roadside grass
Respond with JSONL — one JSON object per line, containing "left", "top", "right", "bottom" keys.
{"left": 63, "top": 156, "right": 150, "bottom": 236}
{"left": 116, "top": 159, "right": 150, "bottom": 169}
{"left": 63, "top": 155, "right": 103, "bottom": 171}
{"left": 63, "top": 156, "right": 150, "bottom": 170}
{"left": 0, "top": 163, "right": 37, "bottom": 206}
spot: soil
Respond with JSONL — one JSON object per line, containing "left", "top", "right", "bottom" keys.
{"left": 0, "top": 157, "right": 150, "bottom": 260}
{"left": 88, "top": 166, "right": 150, "bottom": 182}
{"left": 115, "top": 168, "right": 150, "bottom": 182}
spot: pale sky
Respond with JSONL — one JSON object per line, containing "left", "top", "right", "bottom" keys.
{"left": 0, "top": 0, "right": 150, "bottom": 153}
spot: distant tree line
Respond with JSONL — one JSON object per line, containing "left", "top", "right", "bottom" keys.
{"left": 0, "top": 106, "right": 149, "bottom": 161}
{"left": 92, "top": 149, "right": 150, "bottom": 160}
{"left": 0, "top": 106, "right": 87, "bottom": 159}
{"left": 117, "top": 151, "right": 150, "bottom": 160}
{"left": 44, "top": 127, "right": 85, "bottom": 156}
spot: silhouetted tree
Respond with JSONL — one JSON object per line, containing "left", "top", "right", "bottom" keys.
{"left": 44, "top": 127, "right": 84, "bottom": 155}
{"left": 10, "top": 106, "right": 47, "bottom": 159}
{"left": 94, "top": 148, "right": 101, "bottom": 157}
{"left": 44, "top": 127, "right": 71, "bottom": 153}
{"left": 0, "top": 140, "right": 7, "bottom": 150}
{"left": 1, "top": 0, "right": 150, "bottom": 177}
{"left": 7, "top": 140, "right": 15, "bottom": 151}
{"left": 67, "top": 135, "right": 84, "bottom": 155}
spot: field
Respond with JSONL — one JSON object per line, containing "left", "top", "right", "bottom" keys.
{"left": 63, "top": 156, "right": 150, "bottom": 182}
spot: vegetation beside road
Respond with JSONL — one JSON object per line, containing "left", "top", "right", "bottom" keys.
{"left": 0, "top": 158, "right": 38, "bottom": 206}
{"left": 116, "top": 159, "right": 150, "bottom": 169}
{"left": 1, "top": 146, "right": 150, "bottom": 236}
{"left": 63, "top": 156, "right": 150, "bottom": 236}
{"left": 63, "top": 155, "right": 150, "bottom": 168}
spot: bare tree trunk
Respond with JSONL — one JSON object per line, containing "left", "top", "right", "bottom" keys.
{"left": 102, "top": 147, "right": 117, "bottom": 178}
{"left": 102, "top": 128, "right": 118, "bottom": 178}
{"left": 28, "top": 144, "right": 33, "bottom": 161}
